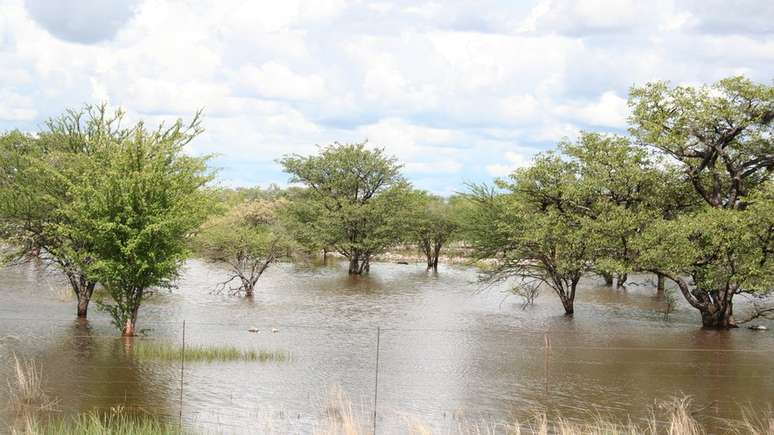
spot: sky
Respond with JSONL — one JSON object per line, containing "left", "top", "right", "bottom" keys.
{"left": 0, "top": 0, "right": 772, "bottom": 195}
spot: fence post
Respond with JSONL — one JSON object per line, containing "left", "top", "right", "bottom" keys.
{"left": 179, "top": 320, "right": 186, "bottom": 427}
{"left": 543, "top": 331, "right": 550, "bottom": 394}
{"left": 373, "top": 326, "right": 381, "bottom": 435}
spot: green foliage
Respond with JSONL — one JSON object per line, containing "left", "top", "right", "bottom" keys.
{"left": 629, "top": 76, "right": 773, "bottom": 209}
{"left": 279, "top": 142, "right": 411, "bottom": 273}
{"left": 401, "top": 190, "right": 461, "bottom": 269}
{"left": 47, "top": 107, "right": 215, "bottom": 334}
{"left": 194, "top": 198, "right": 292, "bottom": 295}
{"left": 0, "top": 106, "right": 133, "bottom": 315}
{"left": 629, "top": 77, "right": 773, "bottom": 327}
{"left": 636, "top": 184, "right": 774, "bottom": 303}
{"left": 465, "top": 151, "right": 596, "bottom": 314}
{"left": 0, "top": 130, "right": 39, "bottom": 256}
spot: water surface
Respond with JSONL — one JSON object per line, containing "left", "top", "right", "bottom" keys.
{"left": 1, "top": 259, "right": 772, "bottom": 433}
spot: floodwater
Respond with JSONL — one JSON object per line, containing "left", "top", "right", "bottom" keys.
{"left": 1, "top": 259, "right": 772, "bottom": 434}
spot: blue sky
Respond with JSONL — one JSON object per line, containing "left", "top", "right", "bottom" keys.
{"left": 1, "top": 0, "right": 772, "bottom": 195}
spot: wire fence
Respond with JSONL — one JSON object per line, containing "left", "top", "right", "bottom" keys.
{"left": 1, "top": 314, "right": 774, "bottom": 434}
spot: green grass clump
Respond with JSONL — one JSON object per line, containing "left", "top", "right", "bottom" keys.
{"left": 14, "top": 412, "right": 181, "bottom": 435}
{"left": 133, "top": 341, "right": 288, "bottom": 363}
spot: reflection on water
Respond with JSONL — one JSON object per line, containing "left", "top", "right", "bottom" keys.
{"left": 1, "top": 259, "right": 772, "bottom": 433}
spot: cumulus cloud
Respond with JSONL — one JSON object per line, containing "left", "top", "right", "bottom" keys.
{"left": 0, "top": 0, "right": 772, "bottom": 193}
{"left": 24, "top": 0, "right": 138, "bottom": 43}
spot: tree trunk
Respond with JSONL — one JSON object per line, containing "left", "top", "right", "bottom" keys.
{"left": 431, "top": 242, "right": 442, "bottom": 272}
{"left": 700, "top": 292, "right": 737, "bottom": 329}
{"left": 660, "top": 270, "right": 738, "bottom": 329}
{"left": 348, "top": 252, "right": 361, "bottom": 275}
{"left": 76, "top": 290, "right": 91, "bottom": 317}
{"left": 700, "top": 306, "right": 736, "bottom": 328}
{"left": 615, "top": 273, "right": 628, "bottom": 288}
{"left": 67, "top": 273, "right": 96, "bottom": 318}
{"left": 421, "top": 240, "right": 433, "bottom": 270}
{"left": 560, "top": 295, "right": 574, "bottom": 315}
{"left": 656, "top": 273, "right": 665, "bottom": 295}
{"left": 601, "top": 272, "right": 613, "bottom": 286}
{"left": 122, "top": 307, "right": 140, "bottom": 337}
{"left": 361, "top": 254, "right": 371, "bottom": 274}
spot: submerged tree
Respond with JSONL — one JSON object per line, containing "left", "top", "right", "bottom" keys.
{"left": 404, "top": 191, "right": 460, "bottom": 271}
{"left": 0, "top": 107, "right": 132, "bottom": 318}
{"left": 465, "top": 154, "right": 597, "bottom": 315}
{"left": 195, "top": 199, "right": 291, "bottom": 296}
{"left": 279, "top": 142, "right": 410, "bottom": 274}
{"left": 62, "top": 110, "right": 213, "bottom": 336}
{"left": 629, "top": 76, "right": 774, "bottom": 328}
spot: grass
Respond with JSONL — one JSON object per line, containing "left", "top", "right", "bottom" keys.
{"left": 318, "top": 385, "right": 363, "bottom": 435}
{"left": 12, "top": 411, "right": 181, "bottom": 435}
{"left": 132, "top": 341, "right": 289, "bottom": 363}
{"left": 7, "top": 354, "right": 56, "bottom": 413}
{"left": 6, "top": 387, "right": 773, "bottom": 435}
{"left": 317, "top": 391, "right": 772, "bottom": 435}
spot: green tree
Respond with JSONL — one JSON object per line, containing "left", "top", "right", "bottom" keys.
{"left": 194, "top": 199, "right": 291, "bottom": 296}
{"left": 562, "top": 132, "right": 698, "bottom": 289}
{"left": 0, "top": 107, "right": 132, "bottom": 318}
{"left": 279, "top": 142, "right": 410, "bottom": 274}
{"left": 60, "top": 110, "right": 213, "bottom": 336}
{"left": 403, "top": 190, "right": 460, "bottom": 271}
{"left": 465, "top": 153, "right": 597, "bottom": 315}
{"left": 629, "top": 76, "right": 774, "bottom": 327}
{"left": 280, "top": 187, "right": 337, "bottom": 262}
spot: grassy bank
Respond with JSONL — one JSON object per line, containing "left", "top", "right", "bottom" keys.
{"left": 9, "top": 398, "right": 774, "bottom": 435}
{"left": 132, "top": 341, "right": 288, "bottom": 363}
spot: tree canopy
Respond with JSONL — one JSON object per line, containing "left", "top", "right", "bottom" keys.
{"left": 279, "top": 142, "right": 411, "bottom": 274}
{"left": 194, "top": 198, "right": 292, "bottom": 296}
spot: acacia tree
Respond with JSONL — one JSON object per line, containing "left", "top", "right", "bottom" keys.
{"left": 0, "top": 107, "right": 131, "bottom": 318}
{"left": 194, "top": 199, "right": 291, "bottom": 297}
{"left": 62, "top": 111, "right": 213, "bottom": 336}
{"left": 280, "top": 187, "right": 337, "bottom": 262}
{"left": 629, "top": 77, "right": 774, "bottom": 328}
{"left": 563, "top": 133, "right": 698, "bottom": 290}
{"left": 404, "top": 190, "right": 460, "bottom": 271}
{"left": 465, "top": 154, "right": 597, "bottom": 315}
{"left": 280, "top": 142, "right": 410, "bottom": 274}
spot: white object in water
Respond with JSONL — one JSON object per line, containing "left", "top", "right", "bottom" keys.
{"left": 248, "top": 327, "right": 259, "bottom": 333}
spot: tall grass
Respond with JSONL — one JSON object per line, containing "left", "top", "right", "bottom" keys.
{"left": 317, "top": 385, "right": 363, "bottom": 435}
{"left": 12, "top": 412, "right": 181, "bottom": 435}
{"left": 131, "top": 341, "right": 288, "bottom": 363}
{"left": 7, "top": 354, "right": 56, "bottom": 413}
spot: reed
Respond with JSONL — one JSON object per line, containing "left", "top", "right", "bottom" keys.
{"left": 132, "top": 341, "right": 288, "bottom": 363}
{"left": 7, "top": 354, "right": 56, "bottom": 413}
{"left": 12, "top": 412, "right": 181, "bottom": 435}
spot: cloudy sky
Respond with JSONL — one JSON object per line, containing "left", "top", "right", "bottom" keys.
{"left": 1, "top": 0, "right": 772, "bottom": 194}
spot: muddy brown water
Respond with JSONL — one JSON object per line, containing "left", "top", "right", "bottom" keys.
{"left": 1, "top": 259, "right": 772, "bottom": 434}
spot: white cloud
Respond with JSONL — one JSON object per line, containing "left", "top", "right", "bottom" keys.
{"left": 236, "top": 62, "right": 328, "bottom": 101}
{"left": 0, "top": 0, "right": 771, "bottom": 192}
{"left": 0, "top": 89, "right": 37, "bottom": 121}
{"left": 486, "top": 151, "right": 534, "bottom": 177}
{"left": 554, "top": 91, "right": 629, "bottom": 128}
